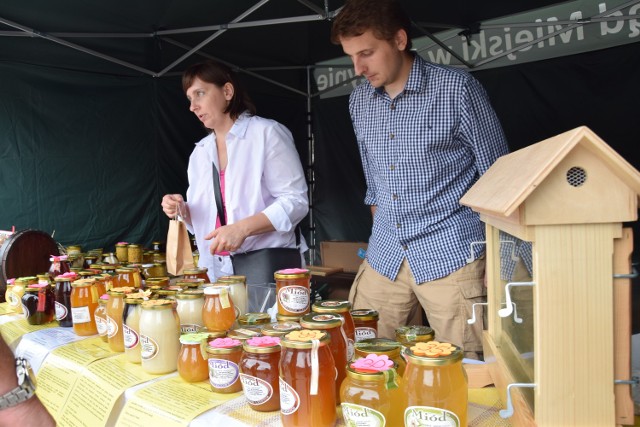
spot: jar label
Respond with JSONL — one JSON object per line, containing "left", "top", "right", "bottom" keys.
{"left": 140, "top": 334, "right": 159, "bottom": 360}
{"left": 277, "top": 286, "right": 310, "bottom": 314}
{"left": 279, "top": 377, "right": 300, "bottom": 415}
{"left": 208, "top": 358, "right": 240, "bottom": 389}
{"left": 123, "top": 324, "right": 139, "bottom": 349}
{"left": 180, "top": 323, "right": 202, "bottom": 334}
{"left": 404, "top": 406, "right": 460, "bottom": 427}
{"left": 55, "top": 301, "right": 68, "bottom": 321}
{"left": 72, "top": 306, "right": 92, "bottom": 324}
{"left": 355, "top": 327, "right": 377, "bottom": 342}
{"left": 96, "top": 316, "right": 108, "bottom": 336}
{"left": 341, "top": 403, "right": 386, "bottom": 427}
{"left": 106, "top": 315, "right": 119, "bottom": 337}
{"left": 239, "top": 373, "right": 273, "bottom": 405}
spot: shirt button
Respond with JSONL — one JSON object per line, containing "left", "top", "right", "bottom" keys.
{"left": 402, "top": 245, "right": 408, "bottom": 251}
{"left": 396, "top": 223, "right": 401, "bottom": 228}
{"left": 390, "top": 133, "right": 394, "bottom": 139}
{"left": 392, "top": 194, "right": 398, "bottom": 200}
{"left": 390, "top": 165, "right": 395, "bottom": 171}
{"left": 390, "top": 104, "right": 395, "bottom": 110}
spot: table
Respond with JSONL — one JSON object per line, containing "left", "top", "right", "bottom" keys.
{"left": 1, "top": 303, "right": 509, "bottom": 426}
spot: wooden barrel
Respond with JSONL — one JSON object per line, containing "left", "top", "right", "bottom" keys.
{"left": 0, "top": 229, "right": 60, "bottom": 302}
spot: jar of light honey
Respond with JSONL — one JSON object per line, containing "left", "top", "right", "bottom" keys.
{"left": 206, "top": 337, "right": 243, "bottom": 393}
{"left": 299, "top": 313, "right": 348, "bottom": 402}
{"left": 107, "top": 289, "right": 127, "bottom": 352}
{"left": 354, "top": 338, "right": 406, "bottom": 377}
{"left": 123, "top": 294, "right": 145, "bottom": 363}
{"left": 402, "top": 341, "right": 468, "bottom": 426}
{"left": 175, "top": 289, "right": 205, "bottom": 333}
{"left": 312, "top": 300, "right": 355, "bottom": 361}
{"left": 340, "top": 355, "right": 406, "bottom": 427}
{"left": 240, "top": 336, "right": 282, "bottom": 411}
{"left": 202, "top": 285, "right": 236, "bottom": 332}
{"left": 114, "top": 267, "right": 142, "bottom": 289}
{"left": 274, "top": 269, "right": 311, "bottom": 317}
{"left": 70, "top": 279, "right": 100, "bottom": 336}
{"left": 177, "top": 332, "right": 210, "bottom": 382}
{"left": 279, "top": 330, "right": 336, "bottom": 427}
{"left": 351, "top": 309, "right": 379, "bottom": 342}
{"left": 94, "top": 294, "right": 109, "bottom": 342}
{"left": 139, "top": 299, "right": 181, "bottom": 374}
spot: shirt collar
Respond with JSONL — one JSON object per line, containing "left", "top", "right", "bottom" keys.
{"left": 368, "top": 53, "right": 427, "bottom": 99}
{"left": 194, "top": 110, "right": 252, "bottom": 146}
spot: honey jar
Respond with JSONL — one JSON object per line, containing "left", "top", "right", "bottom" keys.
{"left": 354, "top": 338, "right": 406, "bottom": 377}
{"left": 94, "top": 294, "right": 109, "bottom": 342}
{"left": 351, "top": 309, "right": 379, "bottom": 342}
{"left": 202, "top": 285, "right": 236, "bottom": 332}
{"left": 139, "top": 299, "right": 181, "bottom": 374}
{"left": 175, "top": 289, "right": 205, "bottom": 333}
{"left": 182, "top": 267, "right": 210, "bottom": 282}
{"left": 127, "top": 244, "right": 143, "bottom": 264}
{"left": 274, "top": 268, "right": 311, "bottom": 317}
{"left": 70, "top": 279, "right": 99, "bottom": 335}
{"left": 206, "top": 337, "right": 243, "bottom": 393}
{"left": 402, "top": 341, "right": 468, "bottom": 426}
{"left": 312, "top": 300, "right": 355, "bottom": 361}
{"left": 123, "top": 294, "right": 145, "bottom": 363}
{"left": 395, "top": 325, "right": 435, "bottom": 346}
{"left": 240, "top": 336, "right": 282, "bottom": 411}
{"left": 178, "top": 333, "right": 210, "bottom": 382}
{"left": 279, "top": 330, "right": 336, "bottom": 427}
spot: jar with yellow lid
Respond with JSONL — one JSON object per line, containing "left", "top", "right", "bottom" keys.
{"left": 261, "top": 321, "right": 302, "bottom": 338}
{"left": 123, "top": 294, "right": 145, "bottom": 363}
{"left": 354, "top": 338, "right": 406, "bottom": 376}
{"left": 182, "top": 267, "right": 210, "bottom": 282}
{"left": 240, "top": 336, "right": 282, "bottom": 411}
{"left": 4, "top": 278, "right": 16, "bottom": 312}
{"left": 279, "top": 330, "right": 336, "bottom": 427}
{"left": 8, "top": 277, "right": 31, "bottom": 314}
{"left": 178, "top": 332, "right": 210, "bottom": 382}
{"left": 114, "top": 242, "right": 128, "bottom": 264}
{"left": 238, "top": 312, "right": 272, "bottom": 328}
{"left": 175, "top": 289, "right": 205, "bottom": 333}
{"left": 351, "top": 309, "right": 379, "bottom": 342}
{"left": 206, "top": 337, "right": 244, "bottom": 393}
{"left": 114, "top": 267, "right": 142, "bottom": 289}
{"left": 312, "top": 300, "right": 355, "bottom": 361}
{"left": 395, "top": 325, "right": 435, "bottom": 346}
{"left": 70, "top": 279, "right": 100, "bottom": 335}
{"left": 299, "top": 313, "right": 348, "bottom": 402}
{"left": 340, "top": 355, "right": 406, "bottom": 427}
{"left": 402, "top": 341, "right": 468, "bottom": 427}
{"left": 274, "top": 269, "right": 311, "bottom": 317}
{"left": 107, "top": 289, "right": 127, "bottom": 352}
{"left": 127, "top": 244, "right": 143, "bottom": 264}
{"left": 203, "top": 285, "right": 236, "bottom": 332}
{"left": 139, "top": 299, "right": 181, "bottom": 374}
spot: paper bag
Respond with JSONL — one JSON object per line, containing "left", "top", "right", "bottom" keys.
{"left": 165, "top": 218, "right": 195, "bottom": 275}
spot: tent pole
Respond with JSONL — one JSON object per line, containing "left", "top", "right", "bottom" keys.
{"left": 306, "top": 65, "right": 317, "bottom": 265}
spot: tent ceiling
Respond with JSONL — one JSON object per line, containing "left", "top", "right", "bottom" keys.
{"left": 0, "top": 0, "right": 571, "bottom": 89}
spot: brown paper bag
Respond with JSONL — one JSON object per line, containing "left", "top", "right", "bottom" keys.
{"left": 165, "top": 218, "right": 195, "bottom": 275}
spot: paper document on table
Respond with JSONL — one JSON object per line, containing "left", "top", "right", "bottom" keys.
{"left": 118, "top": 374, "right": 238, "bottom": 425}
{"left": 0, "top": 318, "right": 56, "bottom": 346}
{"left": 15, "top": 327, "right": 88, "bottom": 373}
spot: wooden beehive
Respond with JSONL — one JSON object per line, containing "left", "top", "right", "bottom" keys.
{"left": 460, "top": 126, "right": 640, "bottom": 426}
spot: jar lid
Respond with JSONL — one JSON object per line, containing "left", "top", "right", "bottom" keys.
{"left": 404, "top": 341, "right": 463, "bottom": 365}
{"left": 128, "top": 244, "right": 141, "bottom": 248}
{"left": 179, "top": 332, "right": 210, "bottom": 345}
{"left": 203, "top": 285, "right": 230, "bottom": 295}
{"left": 175, "top": 289, "right": 204, "bottom": 299}
{"left": 276, "top": 313, "right": 303, "bottom": 323}
{"left": 351, "top": 309, "right": 379, "bottom": 321}
{"left": 395, "top": 325, "right": 434, "bottom": 342}
{"left": 243, "top": 336, "right": 281, "bottom": 353}
{"left": 280, "top": 330, "right": 330, "bottom": 349}
{"left": 71, "top": 279, "right": 94, "bottom": 287}
{"left": 261, "top": 321, "right": 302, "bottom": 337}
{"left": 217, "top": 275, "right": 244, "bottom": 284}
{"left": 206, "top": 337, "right": 243, "bottom": 354}
{"left": 227, "top": 327, "right": 262, "bottom": 341}
{"left": 141, "top": 299, "right": 174, "bottom": 310}
{"left": 299, "top": 313, "right": 343, "bottom": 330}
{"left": 355, "top": 338, "right": 402, "bottom": 356}
{"left": 176, "top": 278, "right": 206, "bottom": 288}
{"left": 273, "top": 268, "right": 310, "bottom": 280}
{"left": 182, "top": 268, "right": 207, "bottom": 275}
{"left": 237, "top": 312, "right": 272, "bottom": 326}
{"left": 312, "top": 300, "right": 351, "bottom": 313}
{"left": 146, "top": 277, "right": 170, "bottom": 286}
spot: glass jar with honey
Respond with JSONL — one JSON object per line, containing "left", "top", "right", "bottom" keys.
{"left": 123, "top": 294, "right": 145, "bottom": 363}
{"left": 139, "top": 299, "right": 181, "bottom": 374}
{"left": 240, "top": 336, "right": 282, "bottom": 412}
{"left": 115, "top": 242, "right": 128, "bottom": 264}
{"left": 312, "top": 300, "right": 355, "bottom": 361}
{"left": 127, "top": 244, "right": 143, "bottom": 264}
{"left": 274, "top": 269, "right": 311, "bottom": 317}
{"left": 402, "top": 341, "right": 468, "bottom": 426}
{"left": 114, "top": 267, "right": 142, "bottom": 289}
{"left": 70, "top": 279, "right": 100, "bottom": 335}
{"left": 107, "top": 289, "right": 127, "bottom": 352}
{"left": 354, "top": 338, "right": 407, "bottom": 377}
{"left": 94, "top": 294, "right": 109, "bottom": 342}
{"left": 341, "top": 355, "right": 406, "bottom": 427}
{"left": 22, "top": 284, "right": 54, "bottom": 325}
{"left": 351, "top": 309, "right": 379, "bottom": 342}
{"left": 206, "top": 337, "right": 243, "bottom": 393}
{"left": 182, "top": 267, "right": 210, "bottom": 282}
{"left": 279, "top": 330, "right": 336, "bottom": 427}
{"left": 202, "top": 285, "right": 236, "bottom": 332}
{"left": 175, "top": 289, "right": 205, "bottom": 333}
{"left": 177, "top": 332, "right": 210, "bottom": 383}
{"left": 299, "top": 313, "right": 348, "bottom": 402}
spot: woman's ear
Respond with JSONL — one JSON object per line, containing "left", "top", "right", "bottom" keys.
{"left": 223, "top": 82, "right": 234, "bottom": 100}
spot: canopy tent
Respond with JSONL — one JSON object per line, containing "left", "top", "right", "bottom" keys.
{"left": 1, "top": 0, "right": 639, "bottom": 263}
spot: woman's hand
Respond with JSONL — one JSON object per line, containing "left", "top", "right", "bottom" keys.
{"left": 161, "top": 194, "right": 187, "bottom": 219}
{"left": 205, "top": 224, "right": 248, "bottom": 254}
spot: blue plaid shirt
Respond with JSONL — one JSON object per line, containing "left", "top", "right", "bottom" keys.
{"left": 349, "top": 54, "right": 509, "bottom": 283}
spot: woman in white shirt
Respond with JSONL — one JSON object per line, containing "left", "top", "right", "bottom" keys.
{"left": 161, "top": 60, "right": 308, "bottom": 282}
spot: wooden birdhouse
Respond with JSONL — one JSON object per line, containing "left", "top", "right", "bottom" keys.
{"left": 460, "top": 126, "right": 640, "bottom": 426}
